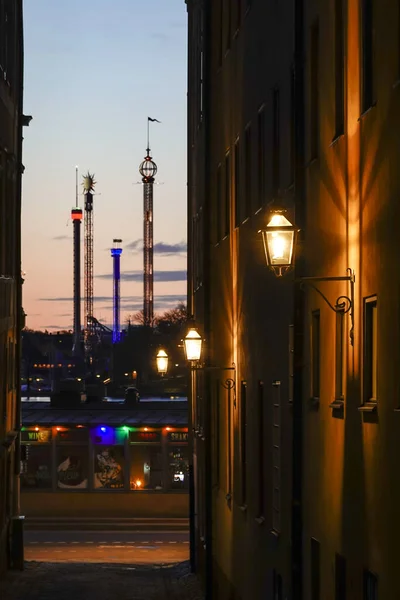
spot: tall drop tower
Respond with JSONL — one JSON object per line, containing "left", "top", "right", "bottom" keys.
{"left": 71, "top": 166, "right": 83, "bottom": 356}
{"left": 83, "top": 172, "right": 96, "bottom": 359}
{"left": 111, "top": 239, "right": 122, "bottom": 344}
{"left": 139, "top": 120, "right": 158, "bottom": 327}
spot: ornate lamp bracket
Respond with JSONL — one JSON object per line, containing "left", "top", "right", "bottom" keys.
{"left": 297, "top": 268, "right": 355, "bottom": 345}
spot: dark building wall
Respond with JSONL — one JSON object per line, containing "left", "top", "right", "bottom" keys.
{"left": 187, "top": 1, "right": 295, "bottom": 598}
{"left": 302, "top": 1, "right": 400, "bottom": 599}
{"left": 0, "top": 0, "right": 24, "bottom": 575}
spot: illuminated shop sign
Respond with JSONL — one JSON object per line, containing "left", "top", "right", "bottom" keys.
{"left": 129, "top": 431, "right": 161, "bottom": 443}
{"left": 21, "top": 430, "right": 52, "bottom": 443}
{"left": 168, "top": 432, "right": 188, "bottom": 442}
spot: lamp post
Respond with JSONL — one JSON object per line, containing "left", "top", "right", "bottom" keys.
{"left": 156, "top": 349, "right": 168, "bottom": 376}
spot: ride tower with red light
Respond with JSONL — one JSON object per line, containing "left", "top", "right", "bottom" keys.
{"left": 83, "top": 172, "right": 96, "bottom": 361}
{"left": 71, "top": 166, "right": 83, "bottom": 356}
{"left": 111, "top": 238, "right": 122, "bottom": 344}
{"left": 139, "top": 141, "right": 157, "bottom": 328}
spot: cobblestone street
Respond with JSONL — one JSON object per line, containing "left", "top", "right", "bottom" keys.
{"left": 1, "top": 561, "right": 204, "bottom": 600}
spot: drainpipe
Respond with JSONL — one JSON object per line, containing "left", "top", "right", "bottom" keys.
{"left": 203, "top": 0, "right": 213, "bottom": 597}
{"left": 292, "top": 0, "right": 305, "bottom": 598}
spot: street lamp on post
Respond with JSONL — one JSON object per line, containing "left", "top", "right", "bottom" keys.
{"left": 259, "top": 210, "right": 356, "bottom": 345}
{"left": 156, "top": 349, "right": 168, "bottom": 376}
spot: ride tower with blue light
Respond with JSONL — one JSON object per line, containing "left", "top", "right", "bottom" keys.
{"left": 111, "top": 239, "right": 122, "bottom": 344}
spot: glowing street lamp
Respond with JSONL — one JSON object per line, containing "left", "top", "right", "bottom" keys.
{"left": 259, "top": 211, "right": 298, "bottom": 277}
{"left": 184, "top": 327, "right": 203, "bottom": 363}
{"left": 156, "top": 348, "right": 168, "bottom": 375}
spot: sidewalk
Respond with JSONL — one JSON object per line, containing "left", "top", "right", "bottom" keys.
{"left": 1, "top": 560, "right": 204, "bottom": 600}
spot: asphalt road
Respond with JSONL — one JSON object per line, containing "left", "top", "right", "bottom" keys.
{"left": 24, "top": 530, "right": 190, "bottom": 564}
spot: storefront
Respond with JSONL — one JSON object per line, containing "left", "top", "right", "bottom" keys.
{"left": 20, "top": 402, "right": 189, "bottom": 518}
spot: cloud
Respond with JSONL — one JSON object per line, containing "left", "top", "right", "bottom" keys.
{"left": 52, "top": 235, "right": 70, "bottom": 241}
{"left": 154, "top": 241, "right": 187, "bottom": 255}
{"left": 39, "top": 325, "right": 71, "bottom": 330}
{"left": 38, "top": 296, "right": 113, "bottom": 302}
{"left": 38, "top": 294, "right": 186, "bottom": 305}
{"left": 125, "top": 239, "right": 186, "bottom": 256}
{"left": 125, "top": 239, "right": 141, "bottom": 251}
{"left": 96, "top": 270, "right": 186, "bottom": 282}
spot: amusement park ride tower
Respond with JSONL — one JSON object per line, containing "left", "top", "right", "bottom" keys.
{"left": 83, "top": 172, "right": 96, "bottom": 360}
{"left": 71, "top": 167, "right": 83, "bottom": 356}
{"left": 111, "top": 239, "right": 122, "bottom": 344}
{"left": 139, "top": 120, "right": 158, "bottom": 327}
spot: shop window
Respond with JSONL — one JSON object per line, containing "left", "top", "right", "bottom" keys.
{"left": 56, "top": 446, "right": 88, "bottom": 490}
{"left": 20, "top": 445, "right": 52, "bottom": 489}
{"left": 168, "top": 445, "right": 189, "bottom": 490}
{"left": 93, "top": 446, "right": 125, "bottom": 490}
{"left": 129, "top": 445, "right": 163, "bottom": 490}
{"left": 363, "top": 569, "right": 378, "bottom": 600}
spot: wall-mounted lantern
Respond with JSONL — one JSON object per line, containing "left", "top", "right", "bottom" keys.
{"left": 260, "top": 209, "right": 355, "bottom": 345}
{"left": 258, "top": 211, "right": 299, "bottom": 277}
{"left": 183, "top": 327, "right": 203, "bottom": 363}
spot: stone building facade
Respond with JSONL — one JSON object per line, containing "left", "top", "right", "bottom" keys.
{"left": 0, "top": 0, "right": 25, "bottom": 575}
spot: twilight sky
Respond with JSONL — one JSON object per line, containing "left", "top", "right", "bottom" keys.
{"left": 22, "top": 0, "right": 187, "bottom": 332}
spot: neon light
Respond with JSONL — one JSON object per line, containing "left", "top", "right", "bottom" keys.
{"left": 144, "top": 427, "right": 148, "bottom": 431}
{"left": 100, "top": 427, "right": 106, "bottom": 433}
{"left": 122, "top": 426, "right": 130, "bottom": 433}
{"left": 35, "top": 427, "right": 39, "bottom": 432}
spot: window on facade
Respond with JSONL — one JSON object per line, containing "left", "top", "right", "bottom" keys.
{"left": 234, "top": 138, "right": 241, "bottom": 228}
{"left": 225, "top": 0, "right": 231, "bottom": 51}
{"left": 218, "top": 0, "right": 223, "bottom": 67}
{"left": 56, "top": 446, "right": 88, "bottom": 490}
{"left": 312, "top": 310, "right": 320, "bottom": 399}
{"left": 364, "top": 297, "right": 377, "bottom": 403}
{"left": 363, "top": 570, "right": 378, "bottom": 600}
{"left": 168, "top": 444, "right": 189, "bottom": 489}
{"left": 335, "top": 0, "right": 345, "bottom": 136}
{"left": 224, "top": 152, "right": 231, "bottom": 237}
{"left": 130, "top": 445, "right": 163, "bottom": 490}
{"left": 289, "top": 325, "right": 294, "bottom": 404}
{"left": 227, "top": 380, "right": 232, "bottom": 499}
{"left": 273, "top": 570, "right": 283, "bottom": 600}
{"left": 235, "top": 0, "right": 242, "bottom": 31}
{"left": 310, "top": 19, "right": 319, "bottom": 159}
{"left": 335, "top": 309, "right": 345, "bottom": 401}
{"left": 257, "top": 106, "right": 266, "bottom": 209}
{"left": 94, "top": 446, "right": 125, "bottom": 490}
{"left": 361, "top": 0, "right": 374, "bottom": 112}
{"left": 213, "top": 379, "right": 220, "bottom": 488}
{"left": 240, "top": 381, "right": 247, "bottom": 505}
{"left": 335, "top": 554, "right": 347, "bottom": 600}
{"left": 21, "top": 445, "right": 52, "bottom": 489}
{"left": 257, "top": 381, "right": 264, "bottom": 516}
{"left": 272, "top": 380, "right": 281, "bottom": 533}
{"left": 216, "top": 164, "right": 222, "bottom": 243}
{"left": 290, "top": 66, "right": 295, "bottom": 185}
{"left": 311, "top": 538, "right": 321, "bottom": 600}
{"left": 272, "top": 88, "right": 280, "bottom": 195}
{"left": 244, "top": 124, "right": 252, "bottom": 217}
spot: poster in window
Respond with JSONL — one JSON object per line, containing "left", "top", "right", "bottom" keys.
{"left": 94, "top": 446, "right": 125, "bottom": 489}
{"left": 20, "top": 445, "right": 52, "bottom": 489}
{"left": 56, "top": 446, "right": 88, "bottom": 489}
